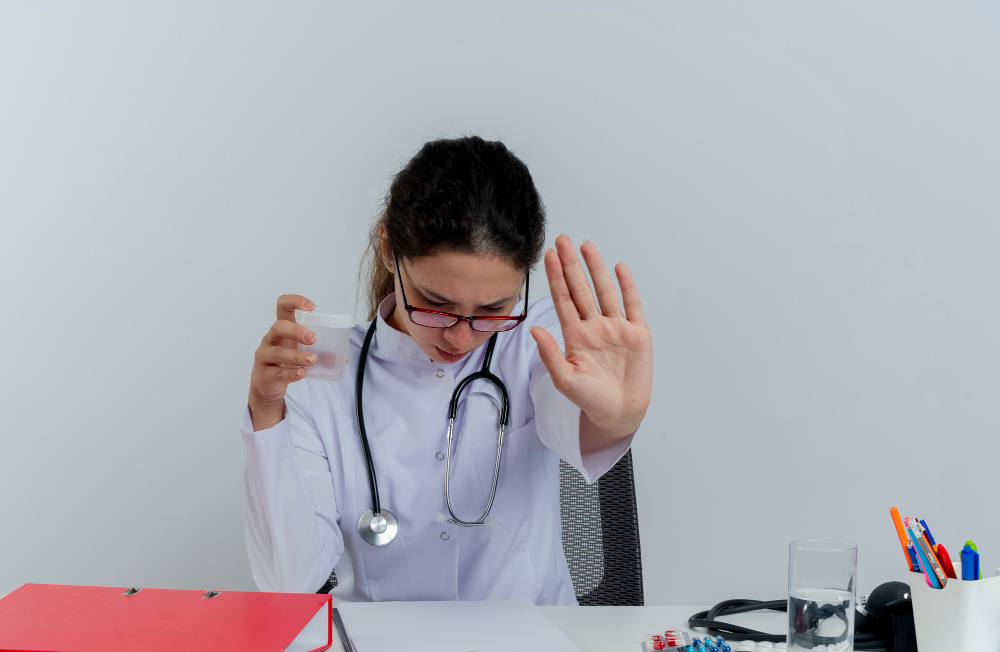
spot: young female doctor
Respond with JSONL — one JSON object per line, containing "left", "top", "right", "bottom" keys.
{"left": 241, "top": 136, "right": 653, "bottom": 605}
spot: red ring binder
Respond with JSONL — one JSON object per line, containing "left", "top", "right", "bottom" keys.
{"left": 0, "top": 583, "right": 333, "bottom": 652}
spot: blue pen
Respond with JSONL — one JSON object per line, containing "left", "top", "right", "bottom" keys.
{"left": 920, "top": 520, "right": 937, "bottom": 547}
{"left": 962, "top": 545, "right": 980, "bottom": 581}
{"left": 907, "top": 544, "right": 921, "bottom": 573}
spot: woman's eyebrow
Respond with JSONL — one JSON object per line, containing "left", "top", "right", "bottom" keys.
{"left": 416, "top": 285, "right": 515, "bottom": 309}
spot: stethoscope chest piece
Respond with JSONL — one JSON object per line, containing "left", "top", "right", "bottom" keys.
{"left": 358, "top": 508, "right": 398, "bottom": 546}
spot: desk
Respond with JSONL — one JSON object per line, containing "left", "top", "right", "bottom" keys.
{"left": 325, "top": 605, "right": 788, "bottom": 652}
{"left": 0, "top": 591, "right": 787, "bottom": 652}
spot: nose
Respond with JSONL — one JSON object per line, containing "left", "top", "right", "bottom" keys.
{"left": 443, "top": 320, "right": 474, "bottom": 349}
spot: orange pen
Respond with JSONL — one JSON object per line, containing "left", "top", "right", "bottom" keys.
{"left": 891, "top": 507, "right": 916, "bottom": 572}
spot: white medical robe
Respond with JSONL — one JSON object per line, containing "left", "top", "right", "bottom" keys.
{"left": 241, "top": 294, "right": 636, "bottom": 604}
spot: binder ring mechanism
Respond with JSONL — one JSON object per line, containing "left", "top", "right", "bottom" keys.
{"left": 121, "top": 587, "right": 221, "bottom": 599}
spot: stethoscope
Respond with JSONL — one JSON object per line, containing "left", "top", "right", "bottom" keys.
{"left": 688, "top": 597, "right": 888, "bottom": 650}
{"left": 354, "top": 318, "right": 510, "bottom": 546}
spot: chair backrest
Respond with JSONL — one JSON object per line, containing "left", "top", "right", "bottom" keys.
{"left": 559, "top": 450, "right": 644, "bottom": 605}
{"left": 319, "top": 449, "right": 645, "bottom": 603}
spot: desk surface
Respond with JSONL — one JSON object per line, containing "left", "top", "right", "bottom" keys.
{"left": 327, "top": 605, "right": 789, "bottom": 652}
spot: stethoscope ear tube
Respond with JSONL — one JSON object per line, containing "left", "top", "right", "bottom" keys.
{"left": 443, "top": 333, "right": 511, "bottom": 526}
{"left": 446, "top": 334, "right": 509, "bottom": 426}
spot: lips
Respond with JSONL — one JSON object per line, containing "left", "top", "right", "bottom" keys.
{"left": 434, "top": 346, "right": 466, "bottom": 361}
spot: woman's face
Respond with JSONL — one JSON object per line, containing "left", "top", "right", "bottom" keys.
{"left": 385, "top": 248, "right": 526, "bottom": 364}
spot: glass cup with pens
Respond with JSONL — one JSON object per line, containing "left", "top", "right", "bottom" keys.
{"left": 787, "top": 540, "right": 858, "bottom": 652}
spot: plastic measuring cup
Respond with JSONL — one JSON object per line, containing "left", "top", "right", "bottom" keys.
{"left": 294, "top": 309, "right": 354, "bottom": 381}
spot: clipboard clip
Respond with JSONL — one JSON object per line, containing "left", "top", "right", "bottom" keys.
{"left": 202, "top": 590, "right": 221, "bottom": 599}
{"left": 123, "top": 587, "right": 142, "bottom": 596}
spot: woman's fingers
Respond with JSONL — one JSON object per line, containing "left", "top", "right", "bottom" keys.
{"left": 615, "top": 262, "right": 646, "bottom": 325}
{"left": 276, "top": 294, "right": 315, "bottom": 321}
{"left": 267, "top": 319, "right": 316, "bottom": 346}
{"left": 250, "top": 295, "right": 316, "bottom": 416}
{"left": 554, "top": 235, "right": 600, "bottom": 319}
{"left": 543, "top": 248, "right": 581, "bottom": 327}
{"left": 530, "top": 327, "right": 574, "bottom": 391}
{"left": 265, "top": 365, "right": 307, "bottom": 384}
{"left": 579, "top": 241, "right": 622, "bottom": 319}
{"left": 257, "top": 344, "right": 316, "bottom": 368}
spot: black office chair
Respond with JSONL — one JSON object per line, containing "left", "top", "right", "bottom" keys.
{"left": 318, "top": 450, "right": 644, "bottom": 603}
{"left": 559, "top": 449, "right": 644, "bottom": 605}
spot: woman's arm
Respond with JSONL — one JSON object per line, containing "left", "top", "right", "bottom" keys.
{"left": 579, "top": 411, "right": 644, "bottom": 456}
{"left": 241, "top": 384, "right": 345, "bottom": 593}
{"left": 530, "top": 235, "right": 653, "bottom": 455}
{"left": 531, "top": 358, "right": 638, "bottom": 484}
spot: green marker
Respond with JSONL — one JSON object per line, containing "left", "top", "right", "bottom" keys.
{"left": 965, "top": 540, "right": 982, "bottom": 579}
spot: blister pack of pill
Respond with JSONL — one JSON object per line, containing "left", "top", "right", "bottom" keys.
{"left": 732, "top": 641, "right": 786, "bottom": 652}
{"left": 641, "top": 634, "right": 789, "bottom": 652}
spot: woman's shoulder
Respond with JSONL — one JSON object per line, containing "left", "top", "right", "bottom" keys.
{"left": 499, "top": 295, "right": 559, "bottom": 358}
{"left": 524, "top": 295, "right": 557, "bottom": 327}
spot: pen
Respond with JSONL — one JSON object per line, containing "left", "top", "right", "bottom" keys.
{"left": 907, "top": 544, "right": 921, "bottom": 574}
{"left": 936, "top": 544, "right": 957, "bottom": 579}
{"left": 908, "top": 523, "right": 947, "bottom": 587}
{"left": 907, "top": 526, "right": 942, "bottom": 588}
{"left": 913, "top": 519, "right": 936, "bottom": 556}
{"left": 965, "top": 540, "right": 983, "bottom": 579}
{"left": 912, "top": 520, "right": 948, "bottom": 584}
{"left": 962, "top": 545, "right": 980, "bottom": 581}
{"left": 891, "top": 507, "right": 916, "bottom": 572}
{"left": 965, "top": 539, "right": 983, "bottom": 579}
{"left": 919, "top": 519, "right": 936, "bottom": 545}
{"left": 919, "top": 519, "right": 938, "bottom": 553}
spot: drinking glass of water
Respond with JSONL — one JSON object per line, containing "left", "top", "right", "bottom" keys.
{"left": 787, "top": 540, "right": 858, "bottom": 652}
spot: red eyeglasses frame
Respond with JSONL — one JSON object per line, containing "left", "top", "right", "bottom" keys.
{"left": 393, "top": 251, "right": 529, "bottom": 332}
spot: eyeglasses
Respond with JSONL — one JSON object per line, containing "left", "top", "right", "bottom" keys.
{"left": 393, "top": 251, "right": 528, "bottom": 332}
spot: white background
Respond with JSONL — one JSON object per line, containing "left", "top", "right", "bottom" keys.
{"left": 2, "top": 1, "right": 999, "bottom": 606}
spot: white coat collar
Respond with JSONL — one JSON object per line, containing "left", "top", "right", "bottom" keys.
{"left": 375, "top": 293, "right": 442, "bottom": 364}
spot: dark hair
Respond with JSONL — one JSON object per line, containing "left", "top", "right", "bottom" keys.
{"left": 358, "top": 136, "right": 547, "bottom": 320}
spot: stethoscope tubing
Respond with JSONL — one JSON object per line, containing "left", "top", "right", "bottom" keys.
{"left": 355, "top": 318, "right": 511, "bottom": 540}
{"left": 356, "top": 319, "right": 383, "bottom": 515}
{"left": 443, "top": 411, "right": 504, "bottom": 527}
{"left": 688, "top": 599, "right": 885, "bottom": 650}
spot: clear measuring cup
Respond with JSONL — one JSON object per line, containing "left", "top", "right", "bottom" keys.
{"left": 294, "top": 309, "right": 354, "bottom": 381}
